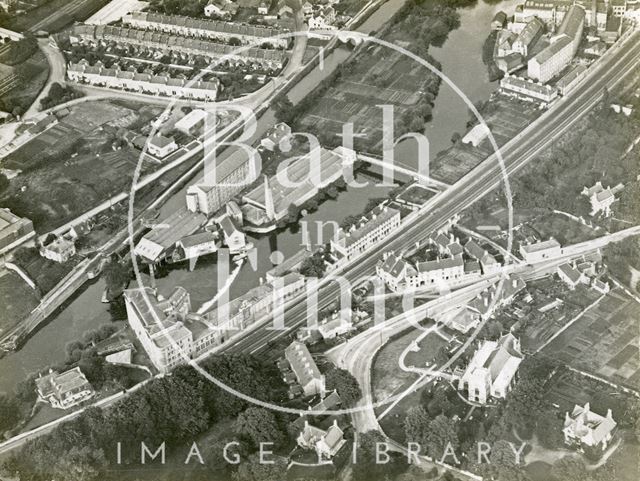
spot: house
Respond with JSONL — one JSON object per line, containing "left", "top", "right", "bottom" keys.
{"left": 563, "top": 403, "right": 617, "bottom": 451}
{"left": 123, "top": 11, "right": 287, "bottom": 48}
{"left": 317, "top": 313, "right": 353, "bottom": 340}
{"left": 496, "top": 53, "right": 525, "bottom": 74}
{"left": 500, "top": 75, "right": 558, "bottom": 104}
{"left": 438, "top": 305, "right": 480, "bottom": 334}
{"left": 331, "top": 203, "right": 401, "bottom": 259}
{"left": 302, "top": 1, "right": 313, "bottom": 16}
{"left": 519, "top": 238, "right": 561, "bottom": 263}
{"left": 35, "top": 367, "right": 94, "bottom": 410}
{"left": 376, "top": 253, "right": 416, "bottom": 292}
{"left": 175, "top": 109, "right": 215, "bottom": 135}
{"left": 480, "top": 252, "right": 501, "bottom": 275}
{"left": 260, "top": 122, "right": 291, "bottom": 151}
{"left": 492, "top": 11, "right": 508, "bottom": 30}
{"left": 581, "top": 181, "right": 624, "bottom": 217}
{"left": 512, "top": 17, "right": 544, "bottom": 57}
{"left": 218, "top": 214, "right": 246, "bottom": 254}
{"left": 458, "top": 333, "right": 523, "bottom": 404}
{"left": 467, "top": 276, "right": 526, "bottom": 320}
{"left": 175, "top": 231, "right": 218, "bottom": 261}
{"left": 148, "top": 133, "right": 178, "bottom": 159}
{"left": 285, "top": 341, "right": 325, "bottom": 396}
{"left": 204, "top": 0, "right": 227, "bottom": 17}
{"left": 297, "top": 420, "right": 347, "bottom": 459}
{"left": 557, "top": 262, "right": 586, "bottom": 289}
{"left": 258, "top": 1, "right": 269, "bottom": 15}
{"left": 591, "top": 278, "right": 610, "bottom": 294}
{"left": 40, "top": 234, "right": 76, "bottom": 263}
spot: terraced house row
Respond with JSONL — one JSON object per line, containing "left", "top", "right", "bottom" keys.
{"left": 67, "top": 60, "right": 220, "bottom": 101}
{"left": 122, "top": 11, "right": 290, "bottom": 48}
{"left": 68, "top": 23, "right": 288, "bottom": 70}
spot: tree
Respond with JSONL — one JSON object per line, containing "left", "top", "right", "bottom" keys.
{"left": 550, "top": 456, "right": 588, "bottom": 481}
{"left": 299, "top": 251, "right": 326, "bottom": 278}
{"left": 404, "top": 405, "right": 430, "bottom": 445}
{"left": 51, "top": 446, "right": 107, "bottom": 481}
{"left": 0, "top": 172, "right": 9, "bottom": 194}
{"left": 325, "top": 367, "right": 362, "bottom": 407}
{"left": 0, "top": 394, "right": 21, "bottom": 433}
{"left": 424, "top": 414, "right": 459, "bottom": 460}
{"left": 232, "top": 453, "right": 287, "bottom": 481}
{"left": 101, "top": 258, "right": 131, "bottom": 299}
{"left": 234, "top": 407, "right": 285, "bottom": 449}
{"left": 352, "top": 431, "right": 407, "bottom": 481}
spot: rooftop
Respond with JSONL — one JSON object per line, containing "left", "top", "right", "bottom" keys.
{"left": 285, "top": 341, "right": 322, "bottom": 389}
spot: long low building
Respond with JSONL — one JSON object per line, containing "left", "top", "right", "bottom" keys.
{"left": 135, "top": 208, "right": 207, "bottom": 263}
{"left": 500, "top": 75, "right": 558, "bottom": 104}
{"left": 69, "top": 24, "right": 287, "bottom": 69}
{"left": 242, "top": 146, "right": 356, "bottom": 228}
{"left": 67, "top": 61, "right": 219, "bottom": 101}
{"left": 122, "top": 11, "right": 289, "bottom": 48}
{"left": 332, "top": 203, "right": 401, "bottom": 260}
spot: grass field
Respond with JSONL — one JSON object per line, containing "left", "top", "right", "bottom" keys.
{"left": 0, "top": 269, "right": 39, "bottom": 335}
{"left": 372, "top": 328, "right": 424, "bottom": 403}
{"left": 542, "top": 289, "right": 640, "bottom": 389}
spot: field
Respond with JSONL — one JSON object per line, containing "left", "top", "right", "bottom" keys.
{"left": 431, "top": 97, "right": 541, "bottom": 184}
{"left": 0, "top": 269, "right": 39, "bottom": 335}
{"left": 542, "top": 289, "right": 640, "bottom": 389}
{"left": 1, "top": 101, "right": 166, "bottom": 232}
{"left": 295, "top": 2, "right": 450, "bottom": 154}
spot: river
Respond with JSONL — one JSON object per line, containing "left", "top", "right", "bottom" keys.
{"left": 0, "top": 0, "right": 516, "bottom": 394}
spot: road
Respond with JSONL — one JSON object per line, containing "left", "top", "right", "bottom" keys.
{"left": 24, "top": 38, "right": 67, "bottom": 119}
{"left": 219, "top": 29, "right": 640, "bottom": 357}
{"left": 325, "top": 226, "right": 640, "bottom": 438}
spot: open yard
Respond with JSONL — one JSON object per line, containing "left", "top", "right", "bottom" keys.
{"left": 542, "top": 289, "right": 640, "bottom": 389}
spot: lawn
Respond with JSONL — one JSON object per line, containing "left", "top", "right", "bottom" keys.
{"left": 13, "top": 246, "right": 79, "bottom": 294}
{"left": 403, "top": 331, "right": 448, "bottom": 370}
{"left": 0, "top": 269, "right": 40, "bottom": 335}
{"left": 396, "top": 184, "right": 438, "bottom": 206}
{"left": 371, "top": 327, "right": 424, "bottom": 403}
